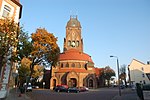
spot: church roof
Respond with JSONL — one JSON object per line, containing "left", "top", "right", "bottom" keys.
{"left": 59, "top": 49, "right": 94, "bottom": 63}
{"left": 95, "top": 68, "right": 103, "bottom": 76}
{"left": 56, "top": 68, "right": 89, "bottom": 73}
{"left": 66, "top": 16, "right": 81, "bottom": 28}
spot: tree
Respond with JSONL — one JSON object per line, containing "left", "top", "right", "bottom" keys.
{"left": 29, "top": 28, "right": 60, "bottom": 77}
{"left": 102, "top": 66, "right": 115, "bottom": 87}
{"left": 17, "top": 28, "right": 32, "bottom": 61}
{"left": 18, "top": 57, "right": 31, "bottom": 85}
{"left": 0, "top": 18, "right": 20, "bottom": 73}
{"left": 119, "top": 64, "right": 127, "bottom": 87}
{"left": 18, "top": 57, "right": 44, "bottom": 86}
{"left": 17, "top": 28, "right": 59, "bottom": 86}
{"left": 98, "top": 68, "right": 105, "bottom": 87}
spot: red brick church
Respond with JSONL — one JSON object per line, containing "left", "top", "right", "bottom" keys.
{"left": 50, "top": 16, "right": 102, "bottom": 89}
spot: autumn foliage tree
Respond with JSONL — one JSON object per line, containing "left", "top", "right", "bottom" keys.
{"left": 17, "top": 28, "right": 60, "bottom": 85}
{"left": 29, "top": 28, "right": 60, "bottom": 77}
{"left": 0, "top": 18, "right": 20, "bottom": 73}
{"left": 19, "top": 57, "right": 44, "bottom": 85}
{"left": 19, "top": 57, "right": 31, "bottom": 85}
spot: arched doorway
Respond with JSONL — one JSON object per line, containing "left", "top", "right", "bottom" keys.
{"left": 89, "top": 79, "right": 93, "bottom": 88}
{"left": 68, "top": 78, "right": 77, "bottom": 87}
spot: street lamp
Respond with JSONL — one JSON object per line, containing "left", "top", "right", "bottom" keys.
{"left": 110, "top": 55, "right": 121, "bottom": 96}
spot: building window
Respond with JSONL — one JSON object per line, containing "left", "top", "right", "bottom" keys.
{"left": 77, "top": 63, "right": 81, "bottom": 68}
{"left": 71, "top": 63, "right": 75, "bottom": 67}
{"left": 143, "top": 80, "right": 146, "bottom": 84}
{"left": 61, "top": 63, "right": 63, "bottom": 68}
{"left": 140, "top": 81, "right": 142, "bottom": 83}
{"left": 66, "top": 63, "right": 69, "bottom": 67}
{"left": 71, "top": 41, "right": 75, "bottom": 47}
{"left": 76, "top": 41, "right": 79, "bottom": 47}
{"left": 2, "top": 5, "right": 11, "bottom": 18}
{"left": 68, "top": 40, "right": 71, "bottom": 46}
{"left": 141, "top": 67, "right": 144, "bottom": 71}
{"left": 142, "top": 74, "right": 145, "bottom": 78}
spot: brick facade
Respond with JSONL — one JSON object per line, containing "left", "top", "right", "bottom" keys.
{"left": 50, "top": 16, "right": 100, "bottom": 89}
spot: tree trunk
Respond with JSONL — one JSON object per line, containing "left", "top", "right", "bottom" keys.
{"left": 30, "top": 63, "right": 34, "bottom": 78}
{"left": 0, "top": 55, "right": 3, "bottom": 74}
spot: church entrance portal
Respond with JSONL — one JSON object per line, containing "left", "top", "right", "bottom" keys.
{"left": 68, "top": 78, "right": 77, "bottom": 87}
{"left": 89, "top": 79, "right": 93, "bottom": 88}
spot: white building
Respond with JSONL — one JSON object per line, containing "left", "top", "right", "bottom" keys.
{"left": 0, "top": 0, "right": 22, "bottom": 99}
{"left": 0, "top": 0, "right": 22, "bottom": 23}
{"left": 128, "top": 59, "right": 150, "bottom": 86}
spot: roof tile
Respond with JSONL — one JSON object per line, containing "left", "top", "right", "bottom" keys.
{"left": 59, "top": 49, "right": 93, "bottom": 63}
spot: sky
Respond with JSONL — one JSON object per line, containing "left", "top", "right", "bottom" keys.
{"left": 20, "top": 0, "right": 150, "bottom": 73}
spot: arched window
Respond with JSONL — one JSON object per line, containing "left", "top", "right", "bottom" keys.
{"left": 71, "top": 63, "right": 75, "bottom": 67}
{"left": 84, "top": 63, "right": 88, "bottom": 70}
{"left": 77, "top": 63, "right": 81, "bottom": 68}
{"left": 66, "top": 63, "right": 69, "bottom": 67}
{"left": 2, "top": 5, "right": 11, "bottom": 18}
{"left": 82, "top": 64, "right": 85, "bottom": 68}
{"left": 71, "top": 41, "right": 75, "bottom": 47}
{"left": 76, "top": 41, "right": 79, "bottom": 47}
{"left": 61, "top": 63, "right": 63, "bottom": 68}
{"left": 68, "top": 40, "right": 71, "bottom": 46}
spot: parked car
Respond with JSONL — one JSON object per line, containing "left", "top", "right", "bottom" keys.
{"left": 120, "top": 85, "right": 125, "bottom": 89}
{"left": 78, "top": 86, "right": 89, "bottom": 92}
{"left": 67, "top": 87, "right": 80, "bottom": 93}
{"left": 84, "top": 86, "right": 89, "bottom": 91}
{"left": 32, "top": 85, "right": 39, "bottom": 89}
{"left": 23, "top": 83, "right": 32, "bottom": 92}
{"left": 54, "top": 85, "right": 68, "bottom": 92}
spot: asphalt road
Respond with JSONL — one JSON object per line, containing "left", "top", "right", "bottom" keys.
{"left": 27, "top": 88, "right": 118, "bottom": 100}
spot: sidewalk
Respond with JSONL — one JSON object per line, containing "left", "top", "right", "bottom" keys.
{"left": 143, "top": 91, "right": 150, "bottom": 100}
{"left": 112, "top": 88, "right": 140, "bottom": 100}
{"left": 5, "top": 88, "right": 31, "bottom": 100}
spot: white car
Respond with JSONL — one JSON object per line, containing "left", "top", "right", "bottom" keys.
{"left": 84, "top": 87, "right": 89, "bottom": 91}
{"left": 24, "top": 83, "right": 32, "bottom": 92}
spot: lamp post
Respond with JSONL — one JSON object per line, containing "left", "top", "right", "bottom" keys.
{"left": 110, "top": 55, "right": 121, "bottom": 96}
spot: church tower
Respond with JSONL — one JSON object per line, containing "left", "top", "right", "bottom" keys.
{"left": 64, "top": 15, "right": 83, "bottom": 52}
